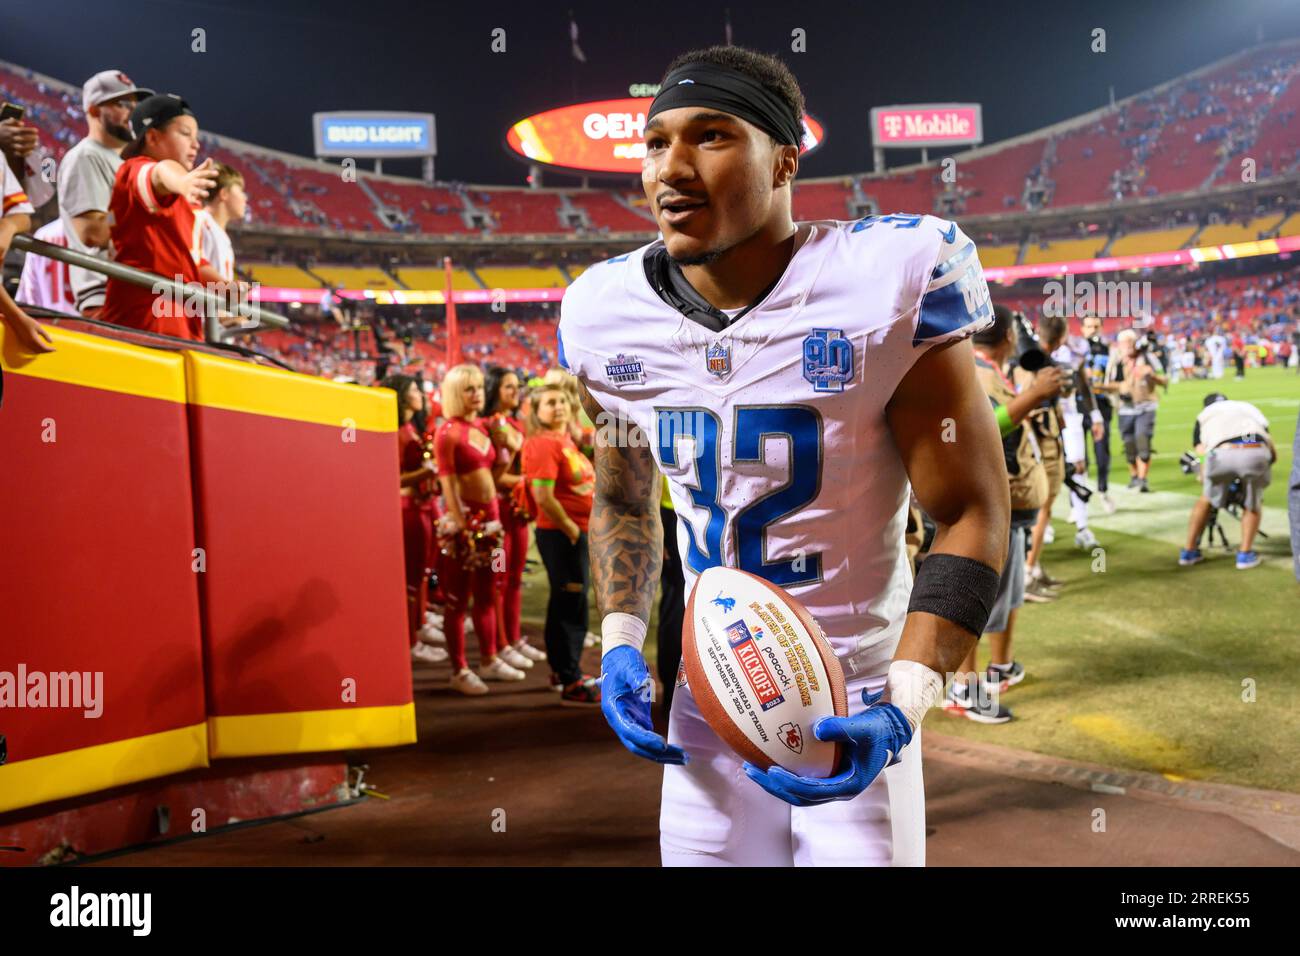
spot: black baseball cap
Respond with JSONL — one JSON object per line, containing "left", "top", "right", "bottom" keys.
{"left": 1203, "top": 392, "right": 1227, "bottom": 407}
{"left": 129, "top": 93, "right": 195, "bottom": 140}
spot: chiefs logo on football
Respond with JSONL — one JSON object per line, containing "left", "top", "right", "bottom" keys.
{"left": 778, "top": 721, "right": 803, "bottom": 754}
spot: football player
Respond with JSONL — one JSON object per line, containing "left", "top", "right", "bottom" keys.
{"left": 559, "top": 46, "right": 1010, "bottom": 866}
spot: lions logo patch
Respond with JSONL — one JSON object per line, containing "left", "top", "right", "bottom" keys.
{"left": 802, "top": 328, "right": 853, "bottom": 392}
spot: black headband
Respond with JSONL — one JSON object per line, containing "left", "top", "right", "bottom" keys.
{"left": 647, "top": 62, "right": 803, "bottom": 148}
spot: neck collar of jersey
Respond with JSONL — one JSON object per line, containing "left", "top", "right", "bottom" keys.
{"left": 642, "top": 227, "right": 808, "bottom": 334}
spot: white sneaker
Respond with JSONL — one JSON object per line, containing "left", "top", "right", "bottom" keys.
{"left": 464, "top": 619, "right": 475, "bottom": 636}
{"left": 1043, "top": 525, "right": 1056, "bottom": 545}
{"left": 583, "top": 631, "right": 600, "bottom": 648}
{"left": 1075, "top": 528, "right": 1099, "bottom": 549}
{"left": 514, "top": 640, "right": 547, "bottom": 662}
{"left": 499, "top": 645, "right": 534, "bottom": 670}
{"left": 424, "top": 610, "right": 444, "bottom": 629}
{"left": 418, "top": 624, "right": 446, "bottom": 645}
{"left": 412, "top": 642, "right": 448, "bottom": 664}
{"left": 450, "top": 668, "right": 489, "bottom": 696}
{"left": 1099, "top": 493, "right": 1117, "bottom": 515}
{"left": 479, "top": 657, "right": 526, "bottom": 681}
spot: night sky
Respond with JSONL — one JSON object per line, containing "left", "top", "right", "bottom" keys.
{"left": 4, "top": 0, "right": 1300, "bottom": 186}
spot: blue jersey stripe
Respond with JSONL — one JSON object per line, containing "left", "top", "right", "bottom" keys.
{"left": 915, "top": 280, "right": 977, "bottom": 345}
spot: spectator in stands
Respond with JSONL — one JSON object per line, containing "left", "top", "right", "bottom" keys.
{"left": 482, "top": 365, "right": 544, "bottom": 671}
{"left": 1181, "top": 393, "right": 1276, "bottom": 571}
{"left": 1108, "top": 328, "right": 1167, "bottom": 493}
{"left": 58, "top": 70, "right": 152, "bottom": 316}
{"left": 0, "top": 111, "right": 39, "bottom": 180}
{"left": 197, "top": 162, "right": 245, "bottom": 282}
{"left": 382, "top": 374, "right": 449, "bottom": 666}
{"left": 521, "top": 381, "right": 600, "bottom": 705}
{"left": 435, "top": 363, "right": 524, "bottom": 694}
{"left": 98, "top": 94, "right": 218, "bottom": 340}
{"left": 16, "top": 218, "right": 76, "bottom": 314}
{"left": 320, "top": 284, "right": 349, "bottom": 327}
{"left": 1, "top": 157, "right": 54, "bottom": 354}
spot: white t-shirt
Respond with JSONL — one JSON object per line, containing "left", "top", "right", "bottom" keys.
{"left": 196, "top": 208, "right": 235, "bottom": 281}
{"left": 16, "top": 218, "right": 76, "bottom": 312}
{"left": 1197, "top": 400, "right": 1269, "bottom": 450}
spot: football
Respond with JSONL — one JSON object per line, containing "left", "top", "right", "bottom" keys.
{"left": 682, "top": 566, "right": 848, "bottom": 778}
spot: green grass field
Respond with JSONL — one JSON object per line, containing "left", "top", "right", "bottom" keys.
{"left": 519, "top": 366, "right": 1300, "bottom": 793}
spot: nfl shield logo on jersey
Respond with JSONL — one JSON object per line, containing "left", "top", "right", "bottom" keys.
{"left": 802, "top": 328, "right": 854, "bottom": 392}
{"left": 706, "top": 342, "right": 731, "bottom": 378}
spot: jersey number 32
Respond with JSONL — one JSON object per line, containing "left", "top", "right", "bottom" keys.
{"left": 657, "top": 405, "right": 821, "bottom": 588}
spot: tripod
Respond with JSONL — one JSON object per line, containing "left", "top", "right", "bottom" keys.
{"left": 1197, "top": 479, "right": 1269, "bottom": 552}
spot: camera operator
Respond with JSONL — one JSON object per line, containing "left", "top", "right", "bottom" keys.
{"left": 1014, "top": 312, "right": 1091, "bottom": 596}
{"left": 1105, "top": 328, "right": 1167, "bottom": 493}
{"left": 944, "top": 304, "right": 1063, "bottom": 724}
{"left": 1180, "top": 394, "right": 1275, "bottom": 570}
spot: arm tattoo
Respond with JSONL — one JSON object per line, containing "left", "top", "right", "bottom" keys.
{"left": 579, "top": 380, "right": 663, "bottom": 624}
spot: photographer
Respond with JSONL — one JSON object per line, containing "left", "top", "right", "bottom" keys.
{"left": 1018, "top": 313, "right": 1106, "bottom": 592}
{"left": 1180, "top": 393, "right": 1275, "bottom": 570}
{"left": 944, "top": 304, "right": 1062, "bottom": 723}
{"left": 1105, "top": 328, "right": 1167, "bottom": 493}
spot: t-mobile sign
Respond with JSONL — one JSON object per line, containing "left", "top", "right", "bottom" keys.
{"left": 870, "top": 104, "right": 983, "bottom": 148}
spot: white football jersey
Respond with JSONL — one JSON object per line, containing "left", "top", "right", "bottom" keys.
{"left": 16, "top": 219, "right": 76, "bottom": 312}
{"left": 196, "top": 209, "right": 235, "bottom": 281}
{"left": 559, "top": 215, "right": 993, "bottom": 677}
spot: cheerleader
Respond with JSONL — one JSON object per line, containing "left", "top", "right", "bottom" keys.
{"left": 380, "top": 374, "right": 448, "bottom": 666}
{"left": 483, "top": 366, "right": 545, "bottom": 670}
{"left": 435, "top": 364, "right": 524, "bottom": 695}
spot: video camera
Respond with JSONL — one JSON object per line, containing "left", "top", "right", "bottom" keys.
{"left": 1012, "top": 311, "right": 1075, "bottom": 398}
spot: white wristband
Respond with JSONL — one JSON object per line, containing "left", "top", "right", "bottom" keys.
{"left": 1090, "top": 409, "right": 1104, "bottom": 425}
{"left": 601, "top": 612, "right": 648, "bottom": 657}
{"left": 882, "top": 659, "right": 945, "bottom": 733}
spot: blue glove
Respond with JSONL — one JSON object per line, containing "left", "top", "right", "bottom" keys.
{"left": 742, "top": 688, "right": 912, "bottom": 807}
{"left": 600, "top": 646, "right": 688, "bottom": 765}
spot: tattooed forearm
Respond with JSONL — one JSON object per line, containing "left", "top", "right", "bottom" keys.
{"left": 579, "top": 381, "right": 663, "bottom": 623}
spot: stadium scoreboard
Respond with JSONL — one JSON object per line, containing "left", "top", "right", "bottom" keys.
{"left": 506, "top": 97, "right": 824, "bottom": 176}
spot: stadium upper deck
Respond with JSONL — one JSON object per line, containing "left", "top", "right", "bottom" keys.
{"left": 4, "top": 39, "right": 1299, "bottom": 244}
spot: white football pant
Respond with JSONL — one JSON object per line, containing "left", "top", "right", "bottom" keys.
{"left": 660, "top": 673, "right": 925, "bottom": 866}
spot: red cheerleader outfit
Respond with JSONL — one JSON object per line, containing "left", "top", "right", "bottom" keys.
{"left": 398, "top": 422, "right": 433, "bottom": 647}
{"left": 433, "top": 416, "right": 501, "bottom": 672}
{"left": 490, "top": 413, "right": 529, "bottom": 652}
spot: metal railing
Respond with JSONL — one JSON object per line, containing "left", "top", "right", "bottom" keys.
{"left": 12, "top": 234, "right": 289, "bottom": 341}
